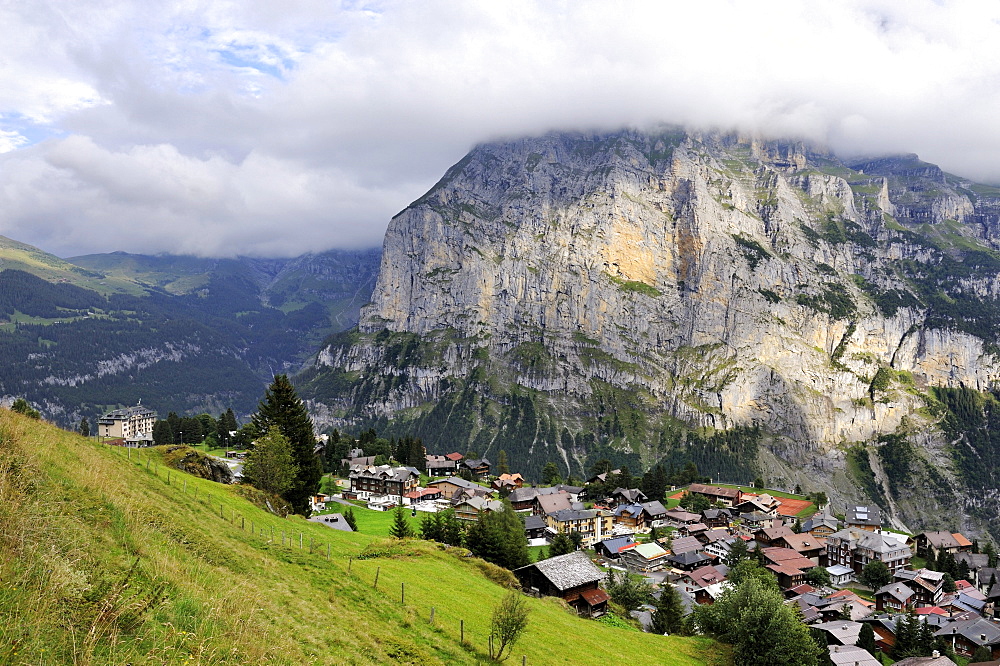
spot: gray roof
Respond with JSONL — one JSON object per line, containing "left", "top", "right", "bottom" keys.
{"left": 668, "top": 551, "right": 711, "bottom": 566}
{"left": 892, "top": 657, "right": 958, "bottom": 666}
{"left": 641, "top": 501, "right": 667, "bottom": 516}
{"left": 811, "top": 621, "right": 864, "bottom": 646}
{"left": 551, "top": 508, "right": 599, "bottom": 523}
{"left": 933, "top": 617, "right": 1000, "bottom": 646}
{"left": 670, "top": 536, "right": 703, "bottom": 554}
{"left": 596, "top": 535, "right": 635, "bottom": 554}
{"left": 428, "top": 477, "right": 482, "bottom": 490}
{"left": 516, "top": 551, "right": 605, "bottom": 591}
{"left": 524, "top": 515, "right": 546, "bottom": 530}
{"left": 846, "top": 505, "right": 881, "bottom": 527}
{"left": 828, "top": 645, "right": 880, "bottom": 666}
{"left": 876, "top": 583, "right": 914, "bottom": 603}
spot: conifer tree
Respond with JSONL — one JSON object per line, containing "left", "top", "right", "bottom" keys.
{"left": 651, "top": 584, "right": 686, "bottom": 635}
{"left": 389, "top": 506, "right": 414, "bottom": 539}
{"left": 856, "top": 622, "right": 877, "bottom": 655}
{"left": 78, "top": 416, "right": 90, "bottom": 437}
{"left": 251, "top": 374, "right": 322, "bottom": 515}
{"left": 242, "top": 426, "right": 298, "bottom": 496}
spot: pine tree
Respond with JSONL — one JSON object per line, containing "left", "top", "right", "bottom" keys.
{"left": 541, "top": 462, "right": 560, "bottom": 485}
{"left": 856, "top": 622, "right": 877, "bottom": 655}
{"left": 651, "top": 584, "right": 686, "bottom": 635}
{"left": 547, "top": 532, "right": 575, "bottom": 557}
{"left": 11, "top": 398, "right": 40, "bottom": 419}
{"left": 152, "top": 420, "right": 173, "bottom": 445}
{"left": 725, "top": 537, "right": 751, "bottom": 567}
{"left": 465, "top": 501, "right": 529, "bottom": 569}
{"left": 251, "top": 375, "right": 322, "bottom": 515}
{"left": 79, "top": 416, "right": 90, "bottom": 437}
{"left": 496, "top": 449, "right": 509, "bottom": 476}
{"left": 389, "top": 506, "right": 414, "bottom": 539}
{"left": 343, "top": 508, "right": 358, "bottom": 531}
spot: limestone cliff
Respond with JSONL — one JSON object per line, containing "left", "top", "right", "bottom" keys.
{"left": 300, "top": 128, "right": 1000, "bottom": 537}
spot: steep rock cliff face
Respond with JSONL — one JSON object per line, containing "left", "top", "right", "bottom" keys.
{"left": 302, "top": 129, "right": 1000, "bottom": 535}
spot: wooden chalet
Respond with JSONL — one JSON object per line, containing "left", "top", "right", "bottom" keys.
{"left": 514, "top": 551, "right": 608, "bottom": 616}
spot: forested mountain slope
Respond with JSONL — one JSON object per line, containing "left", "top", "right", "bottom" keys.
{"left": 300, "top": 128, "right": 1000, "bottom": 538}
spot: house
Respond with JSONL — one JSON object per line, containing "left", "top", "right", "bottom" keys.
{"left": 827, "top": 645, "right": 881, "bottom": 666}
{"left": 664, "top": 509, "right": 702, "bottom": 526}
{"left": 666, "top": 550, "right": 712, "bottom": 572}
{"left": 804, "top": 505, "right": 840, "bottom": 537}
{"left": 460, "top": 458, "right": 491, "bottom": 480}
{"left": 98, "top": 403, "right": 157, "bottom": 442}
{"left": 613, "top": 504, "right": 646, "bottom": 530}
{"left": 676, "top": 565, "right": 727, "bottom": 597}
{"left": 424, "top": 454, "right": 456, "bottom": 477}
{"left": 640, "top": 501, "right": 668, "bottom": 526}
{"left": 701, "top": 508, "right": 733, "bottom": 529}
{"left": 426, "top": 477, "right": 491, "bottom": 500}
{"left": 349, "top": 465, "right": 420, "bottom": 498}
{"left": 666, "top": 535, "right": 704, "bottom": 555}
{"left": 492, "top": 473, "right": 525, "bottom": 492}
{"left": 915, "top": 531, "right": 974, "bottom": 560}
{"left": 827, "top": 564, "right": 855, "bottom": 587}
{"left": 677, "top": 523, "right": 709, "bottom": 539}
{"left": 524, "top": 515, "right": 549, "bottom": 541}
{"left": 545, "top": 509, "right": 612, "bottom": 546}
{"left": 876, "top": 583, "right": 916, "bottom": 611}
{"left": 845, "top": 505, "right": 882, "bottom": 531}
{"left": 534, "top": 492, "right": 576, "bottom": 517}
{"left": 594, "top": 535, "right": 636, "bottom": 560}
{"left": 935, "top": 617, "right": 1000, "bottom": 660}
{"left": 402, "top": 487, "right": 442, "bottom": 504}
{"left": 756, "top": 525, "right": 795, "bottom": 548}
{"left": 620, "top": 542, "right": 669, "bottom": 572}
{"left": 586, "top": 469, "right": 620, "bottom": 485}
{"left": 739, "top": 511, "right": 776, "bottom": 534}
{"left": 610, "top": 488, "right": 648, "bottom": 506}
{"left": 776, "top": 533, "right": 828, "bottom": 566}
{"left": 762, "top": 547, "right": 816, "bottom": 589}
{"left": 453, "top": 496, "right": 504, "bottom": 521}
{"left": 736, "top": 494, "right": 782, "bottom": 516}
{"left": 687, "top": 483, "right": 742, "bottom": 506}
{"left": 703, "top": 534, "right": 754, "bottom": 562}
{"left": 514, "top": 551, "right": 608, "bottom": 616}
{"left": 895, "top": 568, "right": 946, "bottom": 607}
{"left": 893, "top": 655, "right": 958, "bottom": 666}
{"left": 826, "top": 528, "right": 912, "bottom": 573}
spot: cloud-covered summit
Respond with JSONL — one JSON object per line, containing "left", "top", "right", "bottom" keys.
{"left": 2, "top": 1, "right": 999, "bottom": 258}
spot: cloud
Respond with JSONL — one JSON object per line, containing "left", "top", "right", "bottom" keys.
{"left": 1, "top": 0, "right": 999, "bottom": 257}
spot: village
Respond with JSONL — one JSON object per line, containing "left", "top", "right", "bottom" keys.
{"left": 95, "top": 403, "right": 1000, "bottom": 665}
{"left": 312, "top": 449, "right": 1000, "bottom": 666}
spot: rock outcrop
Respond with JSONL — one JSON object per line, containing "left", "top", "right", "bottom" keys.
{"left": 301, "top": 128, "right": 1000, "bottom": 536}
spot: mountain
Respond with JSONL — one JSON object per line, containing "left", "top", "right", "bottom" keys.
{"left": 0, "top": 409, "right": 724, "bottom": 664}
{"left": 0, "top": 244, "right": 380, "bottom": 424}
{"left": 299, "top": 128, "right": 1000, "bottom": 538}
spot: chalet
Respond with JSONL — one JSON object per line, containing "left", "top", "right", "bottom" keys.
{"left": 620, "top": 542, "right": 669, "bottom": 573}
{"left": 762, "top": 548, "right": 815, "bottom": 576}
{"left": 703, "top": 534, "right": 754, "bottom": 561}
{"left": 776, "top": 533, "right": 828, "bottom": 566}
{"left": 666, "top": 550, "right": 712, "bottom": 572}
{"left": 508, "top": 486, "right": 543, "bottom": 511}
{"left": 935, "top": 617, "right": 1000, "bottom": 660}
{"left": 698, "top": 527, "right": 733, "bottom": 548}
{"left": 915, "top": 531, "right": 974, "bottom": 560}
{"left": 460, "top": 458, "right": 491, "bottom": 480}
{"left": 98, "top": 403, "right": 156, "bottom": 443}
{"left": 756, "top": 525, "right": 795, "bottom": 548}
{"left": 424, "top": 454, "right": 456, "bottom": 476}
{"left": 677, "top": 523, "right": 709, "bottom": 539}
{"left": 893, "top": 655, "right": 959, "bottom": 666}
{"left": 594, "top": 535, "right": 636, "bottom": 560}
{"left": 895, "top": 569, "right": 946, "bottom": 607}
{"left": 739, "top": 511, "right": 776, "bottom": 533}
{"left": 492, "top": 473, "right": 525, "bottom": 492}
{"left": 640, "top": 501, "right": 668, "bottom": 526}
{"left": 610, "top": 488, "right": 647, "bottom": 506}
{"left": 803, "top": 506, "right": 840, "bottom": 537}
{"left": 534, "top": 492, "right": 576, "bottom": 517}
{"left": 349, "top": 465, "right": 420, "bottom": 498}
{"left": 613, "top": 504, "right": 646, "bottom": 530}
{"left": 687, "top": 483, "right": 742, "bottom": 506}
{"left": 876, "top": 583, "right": 916, "bottom": 611}
{"left": 586, "top": 469, "right": 619, "bottom": 485}
{"left": 426, "top": 477, "right": 492, "bottom": 500}
{"left": 676, "top": 565, "right": 727, "bottom": 596}
{"left": 701, "top": 508, "right": 733, "bottom": 529}
{"left": 514, "top": 551, "right": 607, "bottom": 616}
{"left": 845, "top": 505, "right": 881, "bottom": 531}
{"left": 667, "top": 535, "right": 704, "bottom": 555}
{"left": 736, "top": 494, "right": 781, "bottom": 516}
{"left": 524, "top": 515, "right": 549, "bottom": 541}
{"left": 454, "top": 496, "right": 504, "bottom": 521}
{"left": 826, "top": 528, "right": 911, "bottom": 574}
{"left": 664, "top": 508, "right": 701, "bottom": 526}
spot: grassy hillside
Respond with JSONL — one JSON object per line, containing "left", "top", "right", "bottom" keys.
{"left": 0, "top": 236, "right": 145, "bottom": 295}
{"left": 0, "top": 410, "right": 728, "bottom": 665}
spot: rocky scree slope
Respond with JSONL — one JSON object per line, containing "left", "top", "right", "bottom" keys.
{"left": 301, "top": 129, "right": 1000, "bottom": 537}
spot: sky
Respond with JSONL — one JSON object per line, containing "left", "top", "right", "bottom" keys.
{"left": 1, "top": 0, "right": 999, "bottom": 258}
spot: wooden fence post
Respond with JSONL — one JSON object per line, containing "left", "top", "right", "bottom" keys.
{"left": 461, "top": 619, "right": 464, "bottom": 644}
{"left": 401, "top": 582, "right": 405, "bottom": 605}
{"left": 374, "top": 567, "right": 380, "bottom": 589}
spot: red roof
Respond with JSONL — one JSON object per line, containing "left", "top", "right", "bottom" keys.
{"left": 914, "top": 606, "right": 948, "bottom": 616}
{"left": 955, "top": 579, "right": 974, "bottom": 591}
{"left": 952, "top": 532, "right": 973, "bottom": 548}
{"left": 580, "top": 588, "right": 610, "bottom": 606}
{"left": 790, "top": 583, "right": 816, "bottom": 595}
{"left": 444, "top": 452, "right": 464, "bottom": 461}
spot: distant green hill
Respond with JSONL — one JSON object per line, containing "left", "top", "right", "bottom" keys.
{"left": 0, "top": 235, "right": 144, "bottom": 295}
{"left": 0, "top": 409, "right": 728, "bottom": 665}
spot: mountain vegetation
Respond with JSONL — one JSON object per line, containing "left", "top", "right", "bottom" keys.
{"left": 0, "top": 408, "right": 727, "bottom": 665}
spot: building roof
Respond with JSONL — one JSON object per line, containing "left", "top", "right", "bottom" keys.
{"left": 811, "top": 621, "right": 864, "bottom": 646}
{"left": 827, "top": 528, "right": 911, "bottom": 557}
{"left": 688, "top": 483, "right": 740, "bottom": 500}
{"left": 667, "top": 551, "right": 711, "bottom": 567}
{"left": 921, "top": 531, "right": 963, "bottom": 550}
{"left": 596, "top": 535, "right": 635, "bottom": 555}
{"left": 98, "top": 403, "right": 157, "bottom": 422}
{"left": 515, "top": 551, "right": 605, "bottom": 591}
{"left": 669, "top": 536, "right": 703, "bottom": 554}
{"left": 759, "top": 525, "right": 795, "bottom": 542}
{"left": 664, "top": 509, "right": 701, "bottom": 523}
{"left": 780, "top": 533, "right": 826, "bottom": 552}
{"left": 444, "top": 452, "right": 464, "bottom": 461}
{"left": 628, "top": 542, "right": 668, "bottom": 561}
{"left": 550, "top": 508, "right": 599, "bottom": 523}
{"left": 827, "top": 644, "right": 881, "bottom": 666}
{"left": 580, "top": 588, "right": 610, "bottom": 606}
{"left": 876, "top": 583, "right": 914, "bottom": 603}
{"left": 614, "top": 503, "right": 645, "bottom": 518}
{"left": 893, "top": 657, "right": 958, "bottom": 666}
{"left": 846, "top": 505, "right": 881, "bottom": 527}
{"left": 827, "top": 565, "right": 854, "bottom": 577}
{"left": 640, "top": 500, "right": 667, "bottom": 516}
{"left": 612, "top": 488, "right": 648, "bottom": 503}
{"left": 427, "top": 477, "right": 482, "bottom": 490}
{"left": 537, "top": 493, "right": 575, "bottom": 516}
{"left": 804, "top": 506, "right": 840, "bottom": 532}
{"left": 684, "top": 565, "right": 726, "bottom": 588}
